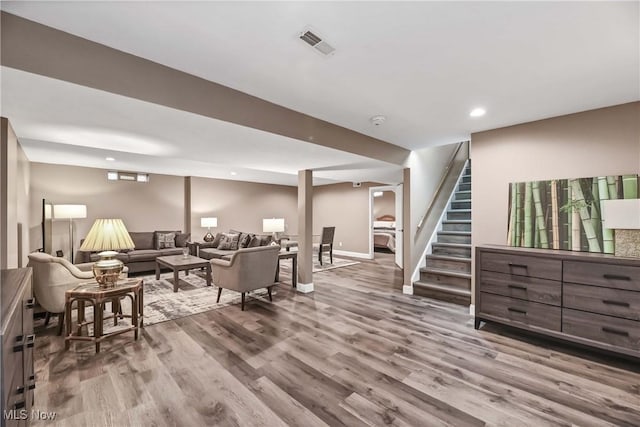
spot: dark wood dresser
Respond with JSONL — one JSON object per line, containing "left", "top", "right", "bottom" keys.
{"left": 1, "top": 268, "right": 35, "bottom": 426}
{"left": 475, "top": 246, "right": 640, "bottom": 360}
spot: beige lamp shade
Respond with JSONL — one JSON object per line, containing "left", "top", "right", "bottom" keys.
{"left": 200, "top": 217, "right": 218, "bottom": 228}
{"left": 263, "top": 218, "right": 285, "bottom": 233}
{"left": 53, "top": 204, "right": 87, "bottom": 219}
{"left": 79, "top": 219, "right": 135, "bottom": 252}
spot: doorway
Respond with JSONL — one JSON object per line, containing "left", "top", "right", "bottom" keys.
{"left": 369, "top": 185, "right": 403, "bottom": 268}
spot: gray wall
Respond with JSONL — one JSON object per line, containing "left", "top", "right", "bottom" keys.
{"left": 190, "top": 176, "right": 297, "bottom": 239}
{"left": 471, "top": 102, "right": 640, "bottom": 303}
{"left": 313, "top": 182, "right": 380, "bottom": 254}
{"left": 29, "top": 163, "right": 184, "bottom": 261}
{"left": 373, "top": 191, "right": 395, "bottom": 219}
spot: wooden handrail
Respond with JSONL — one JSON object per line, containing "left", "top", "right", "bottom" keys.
{"left": 416, "top": 141, "right": 468, "bottom": 233}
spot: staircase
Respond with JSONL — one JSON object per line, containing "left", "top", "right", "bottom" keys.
{"left": 414, "top": 162, "right": 472, "bottom": 305}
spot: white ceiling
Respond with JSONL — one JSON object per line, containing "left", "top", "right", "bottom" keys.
{"left": 1, "top": 67, "right": 402, "bottom": 186}
{"left": 1, "top": 1, "right": 638, "bottom": 181}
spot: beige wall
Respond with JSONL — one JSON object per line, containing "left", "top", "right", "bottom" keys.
{"left": 29, "top": 163, "right": 184, "bottom": 261}
{"left": 16, "top": 144, "right": 30, "bottom": 267}
{"left": 313, "top": 182, "right": 380, "bottom": 254}
{"left": 373, "top": 191, "right": 395, "bottom": 219}
{"left": 0, "top": 117, "right": 29, "bottom": 269}
{"left": 472, "top": 102, "right": 640, "bottom": 302}
{"left": 190, "top": 176, "right": 297, "bottom": 240}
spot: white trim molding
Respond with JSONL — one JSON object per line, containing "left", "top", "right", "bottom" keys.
{"left": 333, "top": 250, "right": 373, "bottom": 260}
{"left": 469, "top": 304, "right": 475, "bottom": 316}
{"left": 296, "top": 282, "right": 314, "bottom": 293}
{"left": 402, "top": 285, "right": 414, "bottom": 295}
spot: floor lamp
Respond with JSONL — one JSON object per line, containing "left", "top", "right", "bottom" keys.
{"left": 53, "top": 204, "right": 87, "bottom": 264}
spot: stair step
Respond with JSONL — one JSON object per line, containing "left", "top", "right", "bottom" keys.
{"left": 447, "top": 209, "right": 471, "bottom": 221}
{"left": 450, "top": 200, "right": 471, "bottom": 210}
{"left": 441, "top": 220, "right": 472, "bottom": 232}
{"left": 437, "top": 231, "right": 471, "bottom": 244}
{"left": 413, "top": 281, "right": 472, "bottom": 306}
{"left": 461, "top": 175, "right": 471, "bottom": 183}
{"left": 454, "top": 190, "right": 471, "bottom": 201}
{"left": 432, "top": 242, "right": 472, "bottom": 258}
{"left": 458, "top": 182, "right": 471, "bottom": 192}
{"left": 419, "top": 267, "right": 471, "bottom": 288}
{"left": 425, "top": 254, "right": 471, "bottom": 273}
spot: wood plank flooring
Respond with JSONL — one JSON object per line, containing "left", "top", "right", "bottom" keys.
{"left": 31, "top": 253, "right": 640, "bottom": 426}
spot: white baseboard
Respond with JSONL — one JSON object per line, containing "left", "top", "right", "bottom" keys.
{"left": 296, "top": 282, "right": 314, "bottom": 293}
{"left": 333, "top": 250, "right": 373, "bottom": 260}
{"left": 469, "top": 304, "right": 475, "bottom": 315}
{"left": 402, "top": 285, "right": 414, "bottom": 295}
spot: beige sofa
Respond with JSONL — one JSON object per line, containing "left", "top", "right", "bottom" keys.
{"left": 198, "top": 231, "right": 273, "bottom": 260}
{"left": 76, "top": 230, "right": 190, "bottom": 274}
{"left": 211, "top": 245, "right": 280, "bottom": 310}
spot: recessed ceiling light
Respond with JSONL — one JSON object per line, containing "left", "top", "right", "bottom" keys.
{"left": 470, "top": 107, "right": 486, "bottom": 117}
{"left": 230, "top": 171, "right": 237, "bottom": 176}
{"left": 105, "top": 157, "right": 115, "bottom": 161}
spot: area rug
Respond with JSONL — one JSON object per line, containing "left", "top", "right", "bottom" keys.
{"left": 141, "top": 271, "right": 270, "bottom": 325}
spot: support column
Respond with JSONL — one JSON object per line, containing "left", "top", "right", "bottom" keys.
{"left": 184, "top": 176, "right": 192, "bottom": 235}
{"left": 297, "top": 170, "right": 314, "bottom": 293}
{"left": 402, "top": 167, "right": 413, "bottom": 294}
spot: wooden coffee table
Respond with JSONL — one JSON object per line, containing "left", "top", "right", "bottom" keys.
{"left": 156, "top": 254, "right": 212, "bottom": 292}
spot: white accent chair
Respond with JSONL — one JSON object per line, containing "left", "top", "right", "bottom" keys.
{"left": 27, "top": 252, "right": 97, "bottom": 334}
{"left": 211, "top": 245, "right": 280, "bottom": 310}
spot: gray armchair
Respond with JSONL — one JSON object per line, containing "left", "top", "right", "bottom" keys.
{"left": 211, "top": 245, "right": 280, "bottom": 310}
{"left": 27, "top": 252, "right": 94, "bottom": 334}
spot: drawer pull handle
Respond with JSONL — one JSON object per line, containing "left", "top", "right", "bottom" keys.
{"left": 25, "top": 298, "right": 35, "bottom": 309}
{"left": 16, "top": 385, "right": 25, "bottom": 395}
{"left": 602, "top": 300, "right": 630, "bottom": 307}
{"left": 25, "top": 334, "right": 35, "bottom": 348}
{"left": 507, "top": 307, "right": 527, "bottom": 315}
{"left": 14, "top": 401, "right": 25, "bottom": 410}
{"left": 13, "top": 335, "right": 24, "bottom": 352}
{"left": 508, "top": 263, "right": 528, "bottom": 269}
{"left": 603, "top": 274, "right": 631, "bottom": 281}
{"left": 508, "top": 285, "right": 527, "bottom": 291}
{"left": 602, "top": 326, "right": 629, "bottom": 337}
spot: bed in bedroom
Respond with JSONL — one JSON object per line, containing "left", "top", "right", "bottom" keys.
{"left": 373, "top": 215, "right": 396, "bottom": 253}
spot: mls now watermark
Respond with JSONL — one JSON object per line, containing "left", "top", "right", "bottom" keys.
{"left": 4, "top": 409, "right": 57, "bottom": 421}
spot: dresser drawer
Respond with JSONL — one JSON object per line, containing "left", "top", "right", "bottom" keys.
{"left": 479, "top": 251, "right": 561, "bottom": 281}
{"left": 479, "top": 270, "right": 561, "bottom": 306}
{"left": 479, "top": 292, "right": 561, "bottom": 331}
{"left": 564, "top": 283, "right": 640, "bottom": 321}
{"left": 563, "top": 261, "right": 640, "bottom": 291}
{"left": 563, "top": 309, "right": 640, "bottom": 352}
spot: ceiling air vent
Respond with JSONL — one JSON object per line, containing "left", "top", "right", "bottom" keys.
{"left": 299, "top": 29, "right": 335, "bottom": 56}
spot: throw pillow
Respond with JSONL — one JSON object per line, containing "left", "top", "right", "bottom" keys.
{"left": 156, "top": 232, "right": 176, "bottom": 249}
{"left": 211, "top": 232, "right": 223, "bottom": 247}
{"left": 217, "top": 233, "right": 240, "bottom": 250}
{"left": 248, "top": 236, "right": 261, "bottom": 248}
{"left": 175, "top": 232, "right": 191, "bottom": 248}
{"left": 239, "top": 233, "right": 253, "bottom": 249}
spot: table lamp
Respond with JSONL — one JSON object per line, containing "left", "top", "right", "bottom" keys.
{"left": 79, "top": 218, "right": 135, "bottom": 287}
{"left": 263, "top": 218, "right": 285, "bottom": 242}
{"left": 201, "top": 217, "right": 218, "bottom": 242}
{"left": 602, "top": 199, "right": 640, "bottom": 257}
{"left": 53, "top": 204, "right": 87, "bottom": 263}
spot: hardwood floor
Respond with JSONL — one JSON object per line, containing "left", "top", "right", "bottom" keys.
{"left": 32, "top": 253, "right": 640, "bottom": 426}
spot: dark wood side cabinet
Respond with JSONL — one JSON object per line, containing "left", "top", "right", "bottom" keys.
{"left": 1, "top": 268, "right": 35, "bottom": 426}
{"left": 475, "top": 246, "right": 640, "bottom": 360}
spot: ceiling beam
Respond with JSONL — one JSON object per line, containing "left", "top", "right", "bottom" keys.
{"left": 0, "top": 12, "right": 410, "bottom": 166}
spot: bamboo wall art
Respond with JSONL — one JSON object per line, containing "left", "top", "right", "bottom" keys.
{"left": 507, "top": 175, "right": 639, "bottom": 253}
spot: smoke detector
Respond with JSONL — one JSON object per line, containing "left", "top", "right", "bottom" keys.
{"left": 370, "top": 115, "right": 386, "bottom": 126}
{"left": 298, "top": 28, "right": 335, "bottom": 56}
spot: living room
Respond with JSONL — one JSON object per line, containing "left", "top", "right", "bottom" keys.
{"left": 2, "top": 2, "right": 640, "bottom": 426}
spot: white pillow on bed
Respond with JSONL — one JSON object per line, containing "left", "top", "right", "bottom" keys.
{"left": 373, "top": 221, "right": 396, "bottom": 229}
